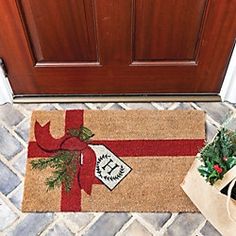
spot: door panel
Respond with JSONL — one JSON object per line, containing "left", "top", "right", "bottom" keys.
{"left": 0, "top": 0, "right": 235, "bottom": 95}
{"left": 18, "top": 0, "right": 98, "bottom": 64}
{"left": 134, "top": 0, "right": 207, "bottom": 61}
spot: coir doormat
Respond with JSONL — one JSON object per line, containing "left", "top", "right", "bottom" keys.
{"left": 22, "top": 110, "right": 205, "bottom": 212}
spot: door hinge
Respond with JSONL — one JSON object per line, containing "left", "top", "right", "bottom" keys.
{"left": 0, "top": 58, "right": 8, "bottom": 77}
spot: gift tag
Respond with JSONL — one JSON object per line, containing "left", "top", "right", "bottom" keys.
{"left": 89, "top": 144, "right": 132, "bottom": 190}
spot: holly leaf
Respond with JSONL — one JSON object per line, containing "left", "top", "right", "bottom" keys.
{"left": 205, "top": 160, "right": 214, "bottom": 171}
{"left": 198, "top": 165, "right": 212, "bottom": 177}
{"left": 68, "top": 126, "right": 94, "bottom": 141}
{"left": 207, "top": 170, "right": 221, "bottom": 185}
{"left": 68, "top": 128, "right": 81, "bottom": 137}
{"left": 79, "top": 126, "right": 94, "bottom": 141}
{"left": 197, "top": 126, "right": 236, "bottom": 185}
{"left": 226, "top": 156, "right": 236, "bottom": 169}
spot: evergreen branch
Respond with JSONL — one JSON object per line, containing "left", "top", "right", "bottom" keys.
{"left": 31, "top": 158, "right": 55, "bottom": 170}
{"left": 198, "top": 127, "right": 236, "bottom": 185}
{"left": 31, "top": 151, "right": 79, "bottom": 192}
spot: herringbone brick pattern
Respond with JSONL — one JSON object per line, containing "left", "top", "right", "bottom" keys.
{"left": 1, "top": 102, "right": 235, "bottom": 236}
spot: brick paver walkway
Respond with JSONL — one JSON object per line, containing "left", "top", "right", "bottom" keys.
{"left": 1, "top": 101, "right": 235, "bottom": 236}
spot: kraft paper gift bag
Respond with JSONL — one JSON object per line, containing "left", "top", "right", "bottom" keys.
{"left": 214, "top": 164, "right": 236, "bottom": 220}
{"left": 181, "top": 159, "right": 236, "bottom": 236}
{"left": 182, "top": 115, "right": 236, "bottom": 235}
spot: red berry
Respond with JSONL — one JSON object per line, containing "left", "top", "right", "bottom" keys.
{"left": 213, "top": 164, "right": 223, "bottom": 174}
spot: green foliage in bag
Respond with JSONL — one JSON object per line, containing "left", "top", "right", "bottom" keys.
{"left": 198, "top": 128, "right": 236, "bottom": 185}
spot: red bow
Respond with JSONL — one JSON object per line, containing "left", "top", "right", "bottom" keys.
{"left": 34, "top": 121, "right": 96, "bottom": 195}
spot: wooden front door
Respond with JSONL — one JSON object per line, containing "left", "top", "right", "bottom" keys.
{"left": 0, "top": 0, "right": 235, "bottom": 96}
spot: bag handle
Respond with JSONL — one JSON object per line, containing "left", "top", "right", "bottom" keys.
{"left": 227, "top": 177, "right": 236, "bottom": 222}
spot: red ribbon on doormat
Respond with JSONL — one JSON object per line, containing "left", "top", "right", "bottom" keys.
{"left": 34, "top": 119, "right": 99, "bottom": 202}
{"left": 28, "top": 110, "right": 204, "bottom": 211}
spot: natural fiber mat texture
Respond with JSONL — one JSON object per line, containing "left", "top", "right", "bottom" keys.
{"left": 22, "top": 110, "right": 205, "bottom": 212}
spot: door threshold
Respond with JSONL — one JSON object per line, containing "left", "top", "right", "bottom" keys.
{"left": 13, "top": 94, "right": 221, "bottom": 103}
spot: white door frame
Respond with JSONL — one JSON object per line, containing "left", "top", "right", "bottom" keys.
{"left": 220, "top": 42, "right": 236, "bottom": 103}
{"left": 0, "top": 64, "right": 13, "bottom": 105}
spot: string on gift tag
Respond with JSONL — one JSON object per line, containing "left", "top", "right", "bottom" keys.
{"left": 227, "top": 177, "right": 236, "bottom": 222}
{"left": 80, "top": 153, "right": 83, "bottom": 165}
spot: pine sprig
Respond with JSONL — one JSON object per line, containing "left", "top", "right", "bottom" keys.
{"left": 198, "top": 128, "right": 236, "bottom": 185}
{"left": 31, "top": 126, "right": 94, "bottom": 192}
{"left": 31, "top": 151, "right": 79, "bottom": 192}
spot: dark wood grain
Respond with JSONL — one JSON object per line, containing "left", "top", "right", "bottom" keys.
{"left": 134, "top": 0, "right": 207, "bottom": 61}
{"left": 18, "top": 0, "right": 98, "bottom": 63}
{"left": 0, "top": 0, "right": 235, "bottom": 95}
